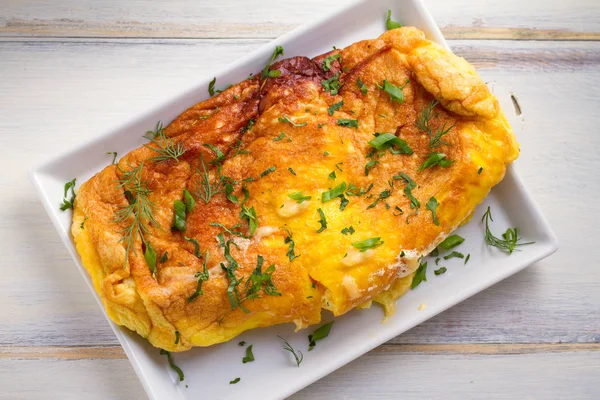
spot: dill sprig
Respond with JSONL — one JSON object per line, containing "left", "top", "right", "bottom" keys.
{"left": 114, "top": 161, "right": 160, "bottom": 267}
{"left": 143, "top": 125, "right": 186, "bottom": 163}
{"left": 415, "top": 100, "right": 454, "bottom": 148}
{"left": 278, "top": 336, "right": 303, "bottom": 367}
{"left": 195, "top": 153, "right": 224, "bottom": 204}
{"left": 481, "top": 206, "right": 534, "bottom": 254}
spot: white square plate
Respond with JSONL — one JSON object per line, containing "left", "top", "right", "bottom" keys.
{"left": 29, "top": 0, "right": 558, "bottom": 398}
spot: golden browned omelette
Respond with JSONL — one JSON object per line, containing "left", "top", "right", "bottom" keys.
{"left": 72, "top": 27, "right": 518, "bottom": 351}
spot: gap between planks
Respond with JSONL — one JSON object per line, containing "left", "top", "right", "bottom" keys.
{"left": 1, "top": 343, "right": 598, "bottom": 360}
{"left": 1, "top": 24, "right": 599, "bottom": 41}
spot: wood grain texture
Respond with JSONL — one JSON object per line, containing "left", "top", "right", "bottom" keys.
{"left": 0, "top": 38, "right": 598, "bottom": 348}
{"left": 1, "top": 351, "right": 598, "bottom": 399}
{"left": 1, "top": 0, "right": 599, "bottom": 39}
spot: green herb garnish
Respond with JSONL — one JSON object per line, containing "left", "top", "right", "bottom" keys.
{"left": 261, "top": 46, "right": 284, "bottom": 79}
{"left": 337, "top": 118, "right": 358, "bottom": 128}
{"left": 322, "top": 72, "right": 343, "bottom": 95}
{"left": 195, "top": 153, "right": 224, "bottom": 204}
{"left": 322, "top": 53, "right": 341, "bottom": 72}
{"left": 60, "top": 178, "right": 77, "bottom": 210}
{"left": 386, "top": 9, "right": 402, "bottom": 30}
{"left": 107, "top": 152, "right": 118, "bottom": 165}
{"left": 80, "top": 216, "right": 88, "bottom": 229}
{"left": 341, "top": 226, "right": 355, "bottom": 235}
{"left": 160, "top": 350, "right": 184, "bottom": 381}
{"left": 183, "top": 188, "right": 195, "bottom": 213}
{"left": 239, "top": 341, "right": 246, "bottom": 346}
{"left": 377, "top": 79, "right": 409, "bottom": 103}
{"left": 419, "top": 153, "right": 454, "bottom": 171}
{"left": 242, "top": 344, "right": 255, "bottom": 363}
{"left": 230, "top": 377, "right": 240, "bottom": 384}
{"left": 478, "top": 167, "right": 483, "bottom": 175}
{"left": 411, "top": 261, "right": 427, "bottom": 289}
{"left": 172, "top": 200, "right": 187, "bottom": 232}
{"left": 284, "top": 236, "right": 300, "bottom": 261}
{"left": 308, "top": 321, "right": 334, "bottom": 351}
{"left": 273, "top": 131, "right": 291, "bottom": 142}
{"left": 184, "top": 236, "right": 202, "bottom": 258}
{"left": 328, "top": 100, "right": 344, "bottom": 116}
{"left": 426, "top": 196, "right": 440, "bottom": 226}
{"left": 240, "top": 205, "right": 258, "bottom": 235}
{"left": 241, "top": 119, "right": 255, "bottom": 134}
{"left": 175, "top": 331, "right": 180, "bottom": 345}
{"left": 328, "top": 171, "right": 336, "bottom": 180}
{"left": 188, "top": 250, "right": 210, "bottom": 303}
{"left": 434, "top": 266, "right": 447, "bottom": 275}
{"left": 368, "top": 132, "right": 413, "bottom": 154}
{"left": 278, "top": 114, "right": 307, "bottom": 127}
{"left": 438, "top": 234, "right": 464, "bottom": 251}
{"left": 357, "top": 77, "right": 368, "bottom": 95}
{"left": 208, "top": 77, "right": 217, "bottom": 96}
{"left": 316, "top": 208, "right": 327, "bottom": 233}
{"left": 416, "top": 100, "right": 454, "bottom": 148}
{"left": 364, "top": 160, "right": 379, "bottom": 176}
{"left": 367, "top": 190, "right": 391, "bottom": 209}
{"left": 352, "top": 237, "right": 384, "bottom": 252}
{"left": 482, "top": 206, "right": 534, "bottom": 254}
{"left": 144, "top": 241, "right": 157, "bottom": 275}
{"left": 278, "top": 336, "right": 303, "bottom": 367}
{"left": 465, "top": 254, "right": 471, "bottom": 264}
{"left": 289, "top": 192, "right": 312, "bottom": 203}
{"left": 245, "top": 255, "right": 281, "bottom": 299}
{"left": 144, "top": 125, "right": 186, "bottom": 163}
{"left": 260, "top": 166, "right": 276, "bottom": 178}
{"left": 444, "top": 251, "right": 464, "bottom": 260}
{"left": 322, "top": 182, "right": 347, "bottom": 202}
{"left": 395, "top": 172, "right": 420, "bottom": 209}
{"left": 288, "top": 167, "right": 297, "bottom": 176}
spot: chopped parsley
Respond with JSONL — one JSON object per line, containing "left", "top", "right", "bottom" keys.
{"left": 444, "top": 251, "right": 464, "bottom": 260}
{"left": 238, "top": 341, "right": 246, "bottom": 347}
{"left": 328, "top": 171, "right": 337, "bottom": 180}
{"left": 273, "top": 131, "right": 291, "bottom": 142}
{"left": 322, "top": 73, "right": 343, "bottom": 95}
{"left": 60, "top": 178, "right": 76, "bottom": 211}
{"left": 160, "top": 252, "right": 168, "bottom": 263}
{"left": 386, "top": 9, "right": 402, "bottom": 30}
{"left": 352, "top": 237, "right": 384, "bottom": 252}
{"left": 426, "top": 196, "right": 440, "bottom": 226}
{"left": 242, "top": 344, "right": 255, "bottom": 363}
{"left": 175, "top": 331, "right": 180, "bottom": 345}
{"left": 341, "top": 226, "right": 355, "bottom": 235}
{"left": 278, "top": 114, "right": 307, "bottom": 127}
{"left": 482, "top": 206, "right": 534, "bottom": 254}
{"left": 107, "top": 152, "right": 118, "bottom": 165}
{"left": 260, "top": 166, "right": 276, "bottom": 177}
{"left": 465, "top": 254, "right": 471, "bottom": 264}
{"left": 322, "top": 53, "right": 341, "bottom": 72}
{"left": 367, "top": 190, "right": 391, "bottom": 209}
{"left": 438, "top": 234, "right": 464, "bottom": 251}
{"left": 316, "top": 208, "right": 327, "bottom": 233}
{"left": 188, "top": 250, "right": 210, "bottom": 303}
{"left": 328, "top": 100, "right": 344, "bottom": 115}
{"left": 337, "top": 118, "right": 358, "bottom": 128}
{"left": 434, "top": 266, "right": 447, "bottom": 275}
{"left": 411, "top": 261, "right": 428, "bottom": 289}
{"left": 288, "top": 167, "right": 297, "bottom": 175}
{"left": 308, "top": 321, "right": 334, "bottom": 351}
{"left": 80, "top": 216, "right": 88, "bottom": 230}
{"left": 288, "top": 192, "right": 312, "bottom": 203}
{"left": 240, "top": 119, "right": 255, "bottom": 134}
{"left": 377, "top": 79, "right": 409, "bottom": 103}
{"left": 285, "top": 236, "right": 300, "bottom": 261}
{"left": 184, "top": 236, "right": 202, "bottom": 258}
{"left": 364, "top": 160, "right": 379, "bottom": 176}
{"left": 321, "top": 182, "right": 347, "bottom": 202}
{"left": 478, "top": 167, "right": 483, "bottom": 175}
{"left": 395, "top": 172, "right": 420, "bottom": 209}
{"left": 418, "top": 153, "right": 454, "bottom": 171}
{"left": 240, "top": 205, "right": 258, "bottom": 235}
{"left": 208, "top": 77, "right": 216, "bottom": 96}
{"left": 357, "top": 77, "right": 368, "bottom": 95}
{"left": 230, "top": 377, "right": 241, "bottom": 384}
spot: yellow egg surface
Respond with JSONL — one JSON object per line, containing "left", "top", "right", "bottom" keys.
{"left": 71, "top": 27, "right": 518, "bottom": 351}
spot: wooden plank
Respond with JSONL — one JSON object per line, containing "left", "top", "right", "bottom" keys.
{"left": 0, "top": 351, "right": 597, "bottom": 399}
{"left": 0, "top": 39, "right": 599, "bottom": 347}
{"left": 1, "top": 343, "right": 598, "bottom": 360}
{"left": 1, "top": 0, "right": 599, "bottom": 39}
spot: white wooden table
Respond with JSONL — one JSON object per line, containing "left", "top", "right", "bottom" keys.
{"left": 1, "top": 0, "right": 599, "bottom": 398}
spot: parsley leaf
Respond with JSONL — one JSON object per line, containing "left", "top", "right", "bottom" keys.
{"left": 419, "top": 153, "right": 454, "bottom": 171}
{"left": 341, "top": 226, "right": 355, "bottom": 235}
{"left": 411, "top": 261, "right": 428, "bottom": 289}
{"left": 208, "top": 77, "right": 216, "bottom": 96}
{"left": 260, "top": 166, "right": 276, "bottom": 177}
{"left": 337, "top": 118, "right": 358, "bottom": 128}
{"left": 322, "top": 182, "right": 347, "bottom": 202}
{"left": 322, "top": 73, "right": 343, "bottom": 95}
{"left": 261, "top": 46, "right": 284, "bottom": 79}
{"left": 328, "top": 171, "right": 336, "bottom": 180}
{"left": 316, "top": 208, "right": 327, "bottom": 233}
{"left": 426, "top": 196, "right": 440, "bottom": 226}
{"left": 308, "top": 321, "right": 334, "bottom": 351}
{"left": 444, "top": 251, "right": 464, "bottom": 260}
{"left": 434, "top": 266, "right": 447, "bottom": 275}
{"left": 288, "top": 167, "right": 297, "bottom": 176}
{"left": 230, "top": 378, "right": 241, "bottom": 385}
{"left": 184, "top": 236, "right": 202, "bottom": 258}
{"left": 395, "top": 172, "right": 420, "bottom": 209}
{"left": 357, "top": 77, "right": 368, "bottom": 95}
{"left": 60, "top": 178, "right": 77, "bottom": 211}
{"left": 364, "top": 160, "right": 379, "bottom": 176}
{"left": 240, "top": 205, "right": 258, "bottom": 235}
{"left": 478, "top": 167, "right": 483, "bottom": 175}
{"left": 438, "top": 234, "right": 464, "bottom": 251}
{"left": 386, "top": 9, "right": 402, "bottom": 30}
{"left": 289, "top": 192, "right": 312, "bottom": 203}
{"left": 322, "top": 53, "right": 341, "bottom": 72}
{"left": 188, "top": 250, "right": 210, "bottom": 303}
{"left": 242, "top": 344, "right": 255, "bottom": 363}
{"left": 285, "top": 236, "right": 300, "bottom": 261}
{"left": 328, "top": 100, "right": 344, "bottom": 116}
{"left": 352, "top": 237, "right": 384, "bottom": 252}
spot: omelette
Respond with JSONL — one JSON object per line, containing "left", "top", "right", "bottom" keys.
{"left": 71, "top": 26, "right": 518, "bottom": 352}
